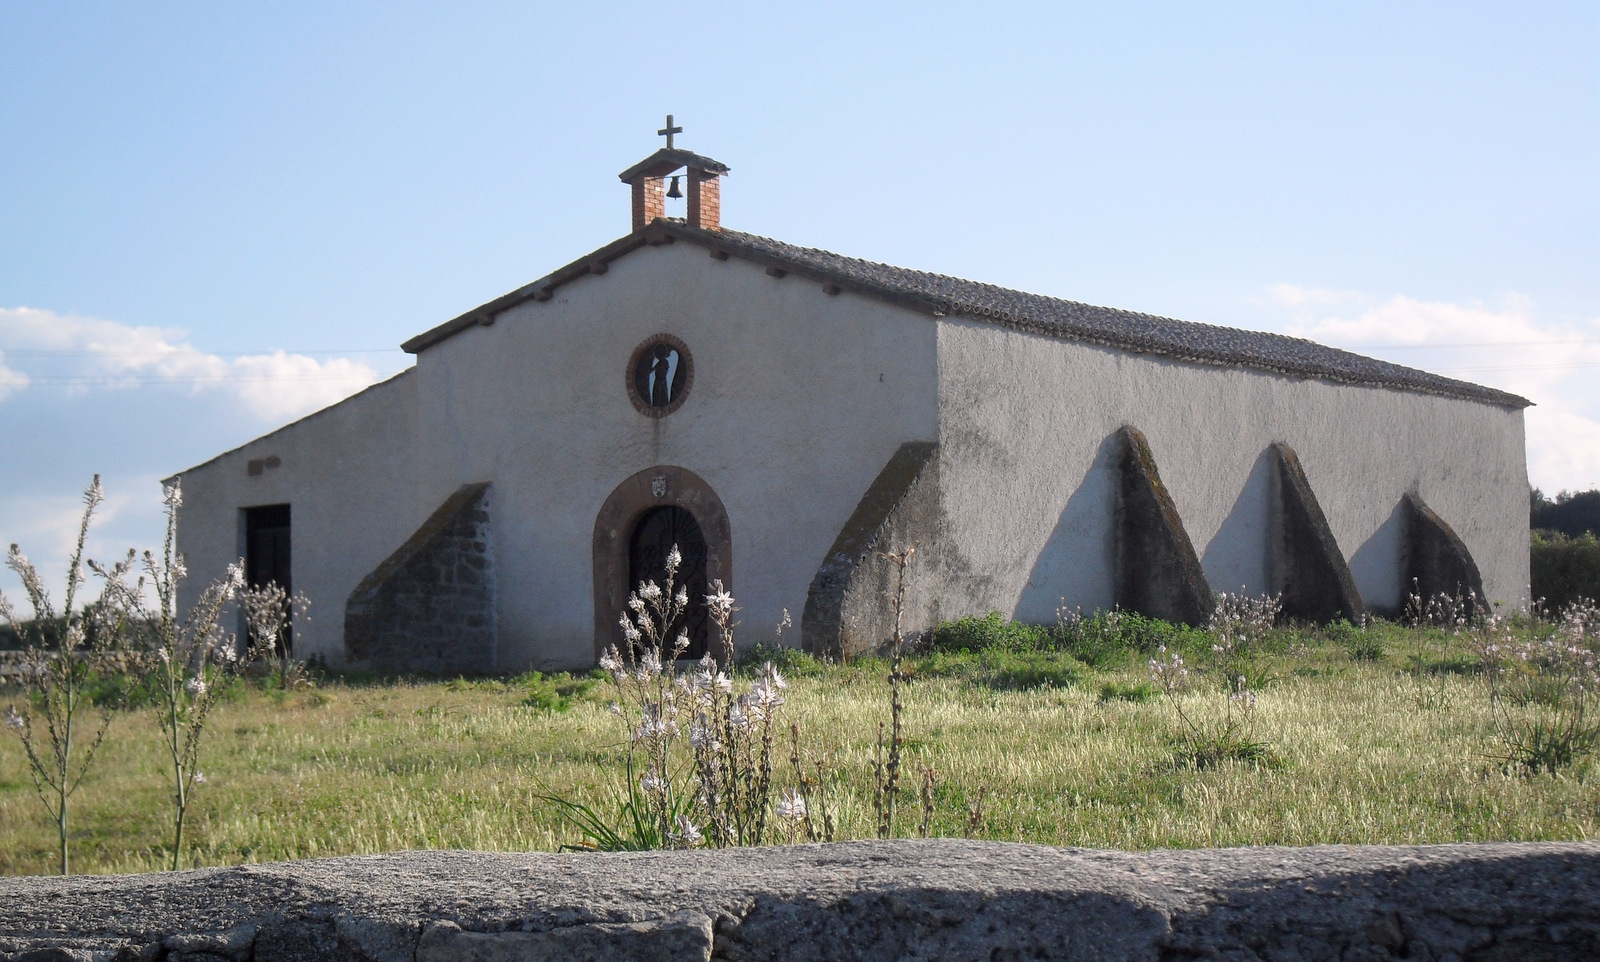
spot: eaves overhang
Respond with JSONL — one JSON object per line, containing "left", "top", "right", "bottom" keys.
{"left": 400, "top": 221, "right": 1532, "bottom": 411}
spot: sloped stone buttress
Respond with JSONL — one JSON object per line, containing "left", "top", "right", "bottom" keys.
{"left": 803, "top": 442, "right": 941, "bottom": 660}
{"left": 1403, "top": 491, "right": 1487, "bottom": 612}
{"left": 1270, "top": 442, "right": 1367, "bottom": 624}
{"left": 1114, "top": 426, "right": 1213, "bottom": 627}
{"left": 344, "top": 482, "right": 496, "bottom": 674}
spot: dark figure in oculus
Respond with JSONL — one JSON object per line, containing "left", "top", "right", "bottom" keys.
{"left": 648, "top": 345, "right": 680, "bottom": 407}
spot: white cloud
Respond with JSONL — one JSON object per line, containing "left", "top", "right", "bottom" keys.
{"left": 1264, "top": 286, "right": 1600, "bottom": 493}
{"left": 0, "top": 306, "right": 384, "bottom": 422}
{"left": 0, "top": 350, "right": 27, "bottom": 400}
{"left": 0, "top": 478, "right": 153, "bottom": 612}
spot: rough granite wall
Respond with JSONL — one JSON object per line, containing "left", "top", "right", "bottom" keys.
{"left": 344, "top": 482, "right": 496, "bottom": 675}
{"left": 1, "top": 840, "right": 1596, "bottom": 961}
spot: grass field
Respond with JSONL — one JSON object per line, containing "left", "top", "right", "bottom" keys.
{"left": 1, "top": 621, "right": 1597, "bottom": 876}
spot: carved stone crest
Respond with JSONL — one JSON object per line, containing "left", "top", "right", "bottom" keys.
{"left": 651, "top": 474, "right": 669, "bottom": 499}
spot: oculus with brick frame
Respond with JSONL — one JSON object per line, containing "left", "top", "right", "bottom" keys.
{"left": 170, "top": 122, "right": 1531, "bottom": 673}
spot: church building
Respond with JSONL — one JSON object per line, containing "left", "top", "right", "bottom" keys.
{"left": 172, "top": 130, "right": 1531, "bottom": 673}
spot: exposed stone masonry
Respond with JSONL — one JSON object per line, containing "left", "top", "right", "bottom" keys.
{"left": 344, "top": 482, "right": 496, "bottom": 675}
{"left": 1, "top": 840, "right": 1596, "bottom": 961}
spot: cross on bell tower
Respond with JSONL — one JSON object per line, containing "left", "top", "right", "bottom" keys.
{"left": 657, "top": 114, "right": 683, "bottom": 149}
{"left": 619, "top": 119, "right": 730, "bottom": 232}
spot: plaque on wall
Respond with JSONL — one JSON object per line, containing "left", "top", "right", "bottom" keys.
{"left": 627, "top": 334, "right": 693, "bottom": 416}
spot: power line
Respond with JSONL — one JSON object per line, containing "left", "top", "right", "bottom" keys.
{"left": 15, "top": 374, "right": 388, "bottom": 384}
{"left": 0, "top": 348, "right": 405, "bottom": 357}
{"left": 1347, "top": 338, "right": 1600, "bottom": 350}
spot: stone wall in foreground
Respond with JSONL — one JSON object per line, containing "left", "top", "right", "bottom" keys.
{"left": 0, "top": 839, "right": 1596, "bottom": 961}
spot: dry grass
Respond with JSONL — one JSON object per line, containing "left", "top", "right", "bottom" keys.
{"left": 2, "top": 640, "right": 1597, "bottom": 876}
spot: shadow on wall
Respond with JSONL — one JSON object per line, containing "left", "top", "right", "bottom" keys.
{"left": 1014, "top": 433, "right": 1119, "bottom": 623}
{"left": 1350, "top": 500, "right": 1406, "bottom": 616}
{"left": 1201, "top": 448, "right": 1273, "bottom": 599}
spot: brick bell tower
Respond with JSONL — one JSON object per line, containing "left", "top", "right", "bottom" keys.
{"left": 618, "top": 115, "right": 730, "bottom": 232}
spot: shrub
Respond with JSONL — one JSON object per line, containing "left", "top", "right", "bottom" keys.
{"left": 736, "top": 644, "right": 830, "bottom": 679}
{"left": 515, "top": 671, "right": 599, "bottom": 712}
{"left": 930, "top": 611, "right": 1049, "bottom": 653}
{"left": 1531, "top": 531, "right": 1600, "bottom": 612}
{"left": 1531, "top": 488, "right": 1600, "bottom": 539}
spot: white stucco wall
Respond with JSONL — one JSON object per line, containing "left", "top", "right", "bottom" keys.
{"left": 933, "top": 318, "right": 1530, "bottom": 623}
{"left": 174, "top": 371, "right": 422, "bottom": 662}
{"left": 174, "top": 237, "right": 1530, "bottom": 671}
{"left": 410, "top": 240, "right": 939, "bottom": 669}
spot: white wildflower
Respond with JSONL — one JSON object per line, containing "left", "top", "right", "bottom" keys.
{"left": 640, "top": 582, "right": 663, "bottom": 602}
{"left": 190, "top": 772, "right": 206, "bottom": 784}
{"left": 762, "top": 662, "right": 788, "bottom": 690}
{"left": 674, "top": 587, "right": 689, "bottom": 608}
{"left": 666, "top": 545, "right": 682, "bottom": 571}
{"left": 776, "top": 788, "right": 807, "bottom": 821}
{"left": 639, "top": 770, "right": 665, "bottom": 795}
{"left": 599, "top": 647, "right": 624, "bottom": 673}
{"left": 749, "top": 680, "right": 785, "bottom": 713}
{"left": 705, "top": 584, "right": 736, "bottom": 619}
{"left": 668, "top": 814, "right": 701, "bottom": 846}
{"left": 3, "top": 707, "right": 24, "bottom": 730}
{"left": 690, "top": 724, "right": 719, "bottom": 751}
{"left": 185, "top": 677, "right": 207, "bottom": 697}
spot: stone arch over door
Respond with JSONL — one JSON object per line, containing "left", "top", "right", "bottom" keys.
{"left": 593, "top": 466, "right": 733, "bottom": 665}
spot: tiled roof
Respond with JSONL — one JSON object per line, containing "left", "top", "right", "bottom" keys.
{"left": 403, "top": 222, "right": 1530, "bottom": 409}
{"left": 702, "top": 228, "right": 1529, "bottom": 409}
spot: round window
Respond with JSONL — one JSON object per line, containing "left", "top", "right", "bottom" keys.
{"left": 627, "top": 334, "right": 693, "bottom": 416}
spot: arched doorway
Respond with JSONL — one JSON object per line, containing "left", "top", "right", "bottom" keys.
{"left": 593, "top": 466, "right": 733, "bottom": 665}
{"left": 628, "top": 505, "right": 710, "bottom": 659}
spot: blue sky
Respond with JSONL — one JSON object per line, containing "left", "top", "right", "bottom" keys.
{"left": 1, "top": 1, "right": 1596, "bottom": 590}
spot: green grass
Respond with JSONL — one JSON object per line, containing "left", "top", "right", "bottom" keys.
{"left": 1, "top": 627, "right": 1597, "bottom": 876}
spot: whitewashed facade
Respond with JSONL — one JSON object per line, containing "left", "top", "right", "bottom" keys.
{"left": 174, "top": 146, "right": 1530, "bottom": 672}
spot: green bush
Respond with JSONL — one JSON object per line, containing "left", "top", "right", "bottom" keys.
{"left": 513, "top": 671, "right": 601, "bottom": 712}
{"left": 930, "top": 612, "right": 1050, "bottom": 653}
{"left": 736, "top": 644, "right": 831, "bottom": 678}
{"left": 1530, "top": 488, "right": 1600, "bottom": 539}
{"left": 1531, "top": 530, "right": 1600, "bottom": 610}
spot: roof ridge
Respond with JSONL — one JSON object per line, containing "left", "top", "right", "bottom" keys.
{"left": 400, "top": 222, "right": 1530, "bottom": 410}
{"left": 702, "top": 227, "right": 1530, "bottom": 410}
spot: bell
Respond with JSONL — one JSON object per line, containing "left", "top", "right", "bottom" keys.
{"left": 665, "top": 175, "right": 683, "bottom": 199}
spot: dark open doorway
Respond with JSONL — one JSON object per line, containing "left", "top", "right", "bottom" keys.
{"left": 243, "top": 504, "right": 291, "bottom": 656}
{"left": 627, "top": 505, "right": 709, "bottom": 660}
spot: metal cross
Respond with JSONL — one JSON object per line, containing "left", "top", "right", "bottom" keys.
{"left": 657, "top": 114, "right": 683, "bottom": 149}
